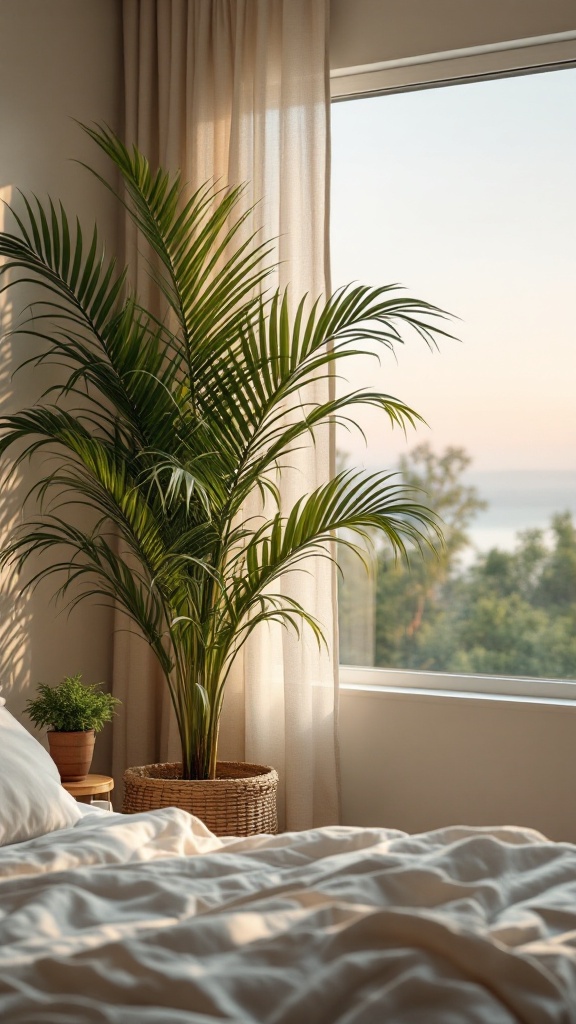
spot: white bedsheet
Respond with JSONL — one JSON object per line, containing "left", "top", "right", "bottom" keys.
{"left": 1, "top": 809, "right": 576, "bottom": 1023}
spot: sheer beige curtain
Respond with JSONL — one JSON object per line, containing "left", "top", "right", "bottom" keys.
{"left": 114, "top": 0, "right": 339, "bottom": 829}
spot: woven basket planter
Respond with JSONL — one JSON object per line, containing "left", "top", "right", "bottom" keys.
{"left": 122, "top": 760, "right": 278, "bottom": 837}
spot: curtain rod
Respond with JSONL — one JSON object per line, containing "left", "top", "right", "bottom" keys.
{"left": 330, "top": 30, "right": 576, "bottom": 79}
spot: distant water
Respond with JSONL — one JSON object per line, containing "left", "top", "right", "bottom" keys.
{"left": 463, "top": 470, "right": 576, "bottom": 555}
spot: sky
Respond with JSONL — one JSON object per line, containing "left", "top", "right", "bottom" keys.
{"left": 331, "top": 67, "right": 576, "bottom": 474}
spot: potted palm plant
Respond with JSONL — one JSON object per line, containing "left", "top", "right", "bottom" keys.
{"left": 26, "top": 674, "right": 120, "bottom": 782}
{"left": 0, "top": 125, "right": 449, "bottom": 833}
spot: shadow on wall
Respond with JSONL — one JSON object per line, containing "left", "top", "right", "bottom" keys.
{"left": 0, "top": 185, "right": 115, "bottom": 778}
{"left": 0, "top": 185, "right": 33, "bottom": 704}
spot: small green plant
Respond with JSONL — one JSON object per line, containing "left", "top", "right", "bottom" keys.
{"left": 26, "top": 674, "right": 120, "bottom": 733}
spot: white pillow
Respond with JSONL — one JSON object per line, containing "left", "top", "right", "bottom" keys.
{"left": 0, "top": 704, "right": 82, "bottom": 846}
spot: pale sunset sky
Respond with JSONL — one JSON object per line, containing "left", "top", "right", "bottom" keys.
{"left": 331, "top": 67, "right": 576, "bottom": 474}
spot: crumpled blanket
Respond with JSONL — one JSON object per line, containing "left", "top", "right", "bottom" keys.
{"left": 1, "top": 808, "right": 576, "bottom": 1023}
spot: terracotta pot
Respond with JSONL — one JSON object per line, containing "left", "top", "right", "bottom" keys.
{"left": 122, "top": 761, "right": 278, "bottom": 837}
{"left": 48, "top": 730, "right": 95, "bottom": 782}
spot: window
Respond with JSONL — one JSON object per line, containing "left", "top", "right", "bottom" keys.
{"left": 332, "top": 62, "right": 576, "bottom": 696}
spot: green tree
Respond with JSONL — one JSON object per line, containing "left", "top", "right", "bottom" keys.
{"left": 534, "top": 513, "right": 576, "bottom": 610}
{"left": 339, "top": 443, "right": 576, "bottom": 681}
{"left": 373, "top": 444, "right": 486, "bottom": 667}
{"left": 407, "top": 515, "right": 576, "bottom": 679}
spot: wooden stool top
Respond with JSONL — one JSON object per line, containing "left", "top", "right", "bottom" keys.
{"left": 62, "top": 774, "right": 114, "bottom": 798}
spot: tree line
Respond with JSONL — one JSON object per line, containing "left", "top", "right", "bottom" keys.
{"left": 339, "top": 444, "right": 576, "bottom": 680}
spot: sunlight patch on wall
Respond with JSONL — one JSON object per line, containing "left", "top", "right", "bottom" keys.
{"left": 0, "top": 184, "right": 32, "bottom": 699}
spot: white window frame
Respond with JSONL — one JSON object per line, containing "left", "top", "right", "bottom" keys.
{"left": 331, "top": 31, "right": 576, "bottom": 701}
{"left": 331, "top": 31, "right": 576, "bottom": 100}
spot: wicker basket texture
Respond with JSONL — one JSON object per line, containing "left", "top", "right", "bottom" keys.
{"left": 122, "top": 760, "right": 278, "bottom": 837}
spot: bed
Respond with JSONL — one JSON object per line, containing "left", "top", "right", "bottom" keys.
{"left": 2, "top": 700, "right": 576, "bottom": 1023}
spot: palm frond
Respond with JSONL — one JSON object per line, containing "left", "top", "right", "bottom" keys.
{"left": 79, "top": 124, "right": 276, "bottom": 368}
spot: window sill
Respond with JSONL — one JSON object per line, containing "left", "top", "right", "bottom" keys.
{"left": 339, "top": 666, "right": 576, "bottom": 707}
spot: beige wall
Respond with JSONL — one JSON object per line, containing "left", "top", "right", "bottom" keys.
{"left": 0, "top": 0, "right": 123, "bottom": 771}
{"left": 340, "top": 690, "right": 576, "bottom": 843}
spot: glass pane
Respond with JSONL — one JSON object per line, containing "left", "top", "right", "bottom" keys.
{"left": 332, "top": 69, "right": 576, "bottom": 680}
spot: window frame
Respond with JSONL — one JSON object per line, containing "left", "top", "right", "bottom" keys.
{"left": 331, "top": 32, "right": 576, "bottom": 699}
{"left": 330, "top": 31, "right": 576, "bottom": 101}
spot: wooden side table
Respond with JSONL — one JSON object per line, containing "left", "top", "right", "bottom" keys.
{"left": 62, "top": 774, "right": 114, "bottom": 806}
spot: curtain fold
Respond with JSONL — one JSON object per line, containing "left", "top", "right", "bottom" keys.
{"left": 114, "top": 0, "right": 339, "bottom": 829}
